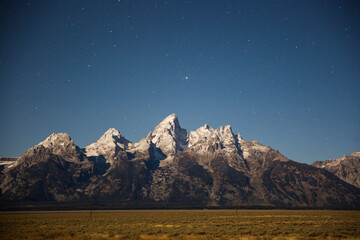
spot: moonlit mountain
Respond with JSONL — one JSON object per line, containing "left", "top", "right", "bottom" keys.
{"left": 0, "top": 114, "right": 359, "bottom": 209}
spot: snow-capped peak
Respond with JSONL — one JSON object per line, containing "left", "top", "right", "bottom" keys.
{"left": 189, "top": 124, "right": 239, "bottom": 155}
{"left": 151, "top": 113, "right": 188, "bottom": 157}
{"left": 97, "top": 128, "right": 122, "bottom": 143}
{"left": 188, "top": 124, "right": 214, "bottom": 147}
{"left": 152, "top": 114, "right": 179, "bottom": 137}
{"left": 217, "top": 125, "right": 234, "bottom": 143}
{"left": 85, "top": 128, "right": 130, "bottom": 163}
{"left": 160, "top": 113, "right": 177, "bottom": 123}
{"left": 33, "top": 132, "right": 86, "bottom": 162}
{"left": 39, "top": 133, "right": 73, "bottom": 148}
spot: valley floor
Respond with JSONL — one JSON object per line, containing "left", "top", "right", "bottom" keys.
{"left": 0, "top": 210, "right": 359, "bottom": 240}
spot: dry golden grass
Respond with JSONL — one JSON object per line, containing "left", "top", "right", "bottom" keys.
{"left": 0, "top": 210, "right": 360, "bottom": 240}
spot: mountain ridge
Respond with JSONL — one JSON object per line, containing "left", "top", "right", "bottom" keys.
{"left": 1, "top": 113, "right": 359, "bottom": 209}
{"left": 312, "top": 151, "right": 360, "bottom": 188}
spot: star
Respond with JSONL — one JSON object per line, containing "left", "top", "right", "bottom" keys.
{"left": 185, "top": 76, "right": 189, "bottom": 80}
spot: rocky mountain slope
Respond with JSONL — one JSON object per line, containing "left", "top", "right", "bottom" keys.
{"left": 312, "top": 151, "right": 360, "bottom": 188}
{"left": 1, "top": 114, "right": 359, "bottom": 208}
{"left": 0, "top": 133, "right": 93, "bottom": 201}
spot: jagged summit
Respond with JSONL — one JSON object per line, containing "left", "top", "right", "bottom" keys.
{"left": 85, "top": 128, "right": 130, "bottom": 164}
{"left": 32, "top": 115, "right": 279, "bottom": 165}
{"left": 188, "top": 124, "right": 214, "bottom": 147}
{"left": 89, "top": 128, "right": 130, "bottom": 149}
{"left": 159, "top": 113, "right": 177, "bottom": 122}
{"left": 152, "top": 114, "right": 181, "bottom": 135}
{"left": 103, "top": 128, "right": 121, "bottom": 137}
{"left": 1, "top": 113, "right": 360, "bottom": 208}
{"left": 39, "top": 133, "right": 72, "bottom": 148}
{"left": 77, "top": 114, "right": 272, "bottom": 162}
{"left": 37, "top": 132, "right": 83, "bottom": 161}
{"left": 150, "top": 113, "right": 188, "bottom": 157}
{"left": 11, "top": 132, "right": 87, "bottom": 165}
{"left": 189, "top": 124, "right": 239, "bottom": 155}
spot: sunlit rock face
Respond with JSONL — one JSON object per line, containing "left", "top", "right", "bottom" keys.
{"left": 1, "top": 114, "right": 359, "bottom": 208}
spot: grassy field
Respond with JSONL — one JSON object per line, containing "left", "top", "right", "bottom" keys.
{"left": 0, "top": 210, "right": 359, "bottom": 240}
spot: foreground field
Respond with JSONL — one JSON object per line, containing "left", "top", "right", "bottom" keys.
{"left": 0, "top": 210, "right": 360, "bottom": 240}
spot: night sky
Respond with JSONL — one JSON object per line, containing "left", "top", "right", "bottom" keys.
{"left": 1, "top": 0, "right": 359, "bottom": 164}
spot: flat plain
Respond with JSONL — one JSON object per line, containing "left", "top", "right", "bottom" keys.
{"left": 0, "top": 210, "right": 360, "bottom": 240}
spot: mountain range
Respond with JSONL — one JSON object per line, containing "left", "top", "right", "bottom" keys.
{"left": 1, "top": 114, "right": 359, "bottom": 209}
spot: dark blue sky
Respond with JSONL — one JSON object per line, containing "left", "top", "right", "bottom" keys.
{"left": 1, "top": 0, "right": 359, "bottom": 164}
